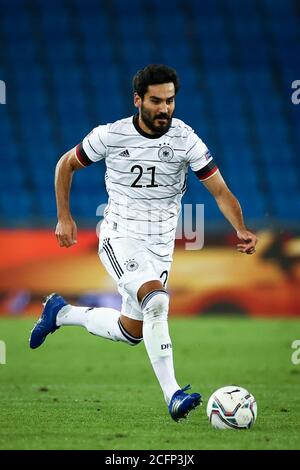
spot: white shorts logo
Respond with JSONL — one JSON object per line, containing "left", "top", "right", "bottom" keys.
{"left": 125, "top": 259, "right": 139, "bottom": 271}
{"left": 158, "top": 145, "right": 174, "bottom": 162}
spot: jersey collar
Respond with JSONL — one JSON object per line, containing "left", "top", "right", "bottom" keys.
{"left": 133, "top": 114, "right": 170, "bottom": 139}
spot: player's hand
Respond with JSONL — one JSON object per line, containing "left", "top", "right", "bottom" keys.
{"left": 55, "top": 217, "right": 77, "bottom": 248}
{"left": 236, "top": 229, "right": 258, "bottom": 255}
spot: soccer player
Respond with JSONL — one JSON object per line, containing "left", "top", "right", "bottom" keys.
{"left": 29, "top": 64, "right": 257, "bottom": 421}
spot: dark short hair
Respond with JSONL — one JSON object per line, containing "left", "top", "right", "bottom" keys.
{"left": 133, "top": 64, "right": 180, "bottom": 99}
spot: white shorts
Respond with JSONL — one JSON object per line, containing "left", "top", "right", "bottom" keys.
{"left": 98, "top": 225, "right": 173, "bottom": 321}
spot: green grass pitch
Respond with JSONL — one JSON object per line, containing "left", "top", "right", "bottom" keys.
{"left": 0, "top": 316, "right": 300, "bottom": 450}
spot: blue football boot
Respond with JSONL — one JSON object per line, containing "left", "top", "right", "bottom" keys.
{"left": 29, "top": 293, "right": 68, "bottom": 349}
{"left": 168, "top": 385, "right": 202, "bottom": 421}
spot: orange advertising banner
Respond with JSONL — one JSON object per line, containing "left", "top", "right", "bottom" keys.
{"left": 0, "top": 229, "right": 299, "bottom": 317}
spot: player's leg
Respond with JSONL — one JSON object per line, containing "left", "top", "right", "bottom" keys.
{"left": 136, "top": 279, "right": 181, "bottom": 404}
{"left": 29, "top": 293, "right": 143, "bottom": 349}
{"left": 56, "top": 303, "right": 143, "bottom": 344}
{"left": 119, "top": 314, "right": 143, "bottom": 338}
{"left": 135, "top": 272, "right": 201, "bottom": 420}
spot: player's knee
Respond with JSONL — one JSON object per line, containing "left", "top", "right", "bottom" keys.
{"left": 137, "top": 280, "right": 164, "bottom": 303}
{"left": 140, "top": 289, "right": 169, "bottom": 323}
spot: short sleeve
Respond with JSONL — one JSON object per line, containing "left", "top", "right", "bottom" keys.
{"left": 186, "top": 131, "right": 219, "bottom": 181}
{"left": 75, "top": 125, "right": 108, "bottom": 167}
{"left": 186, "top": 132, "right": 211, "bottom": 171}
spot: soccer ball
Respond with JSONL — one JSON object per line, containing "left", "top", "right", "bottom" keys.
{"left": 206, "top": 385, "right": 257, "bottom": 429}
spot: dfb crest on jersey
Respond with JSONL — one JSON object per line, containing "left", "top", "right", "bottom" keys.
{"left": 158, "top": 145, "right": 174, "bottom": 162}
{"left": 125, "top": 259, "right": 139, "bottom": 272}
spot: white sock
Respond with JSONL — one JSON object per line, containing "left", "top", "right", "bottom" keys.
{"left": 142, "top": 291, "right": 180, "bottom": 404}
{"left": 56, "top": 305, "right": 142, "bottom": 346}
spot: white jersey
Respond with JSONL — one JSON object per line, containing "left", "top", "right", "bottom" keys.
{"left": 75, "top": 115, "right": 218, "bottom": 254}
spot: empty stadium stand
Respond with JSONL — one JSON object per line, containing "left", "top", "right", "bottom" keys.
{"left": 0, "top": 0, "right": 299, "bottom": 228}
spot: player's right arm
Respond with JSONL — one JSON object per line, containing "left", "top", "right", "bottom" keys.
{"left": 55, "top": 147, "right": 85, "bottom": 248}
{"left": 55, "top": 125, "right": 108, "bottom": 248}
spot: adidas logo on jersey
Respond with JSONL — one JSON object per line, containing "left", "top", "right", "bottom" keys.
{"left": 119, "top": 149, "right": 130, "bottom": 157}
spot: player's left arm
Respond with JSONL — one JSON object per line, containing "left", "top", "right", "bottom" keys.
{"left": 201, "top": 170, "right": 258, "bottom": 255}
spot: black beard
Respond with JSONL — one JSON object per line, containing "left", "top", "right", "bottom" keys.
{"left": 140, "top": 104, "right": 172, "bottom": 135}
